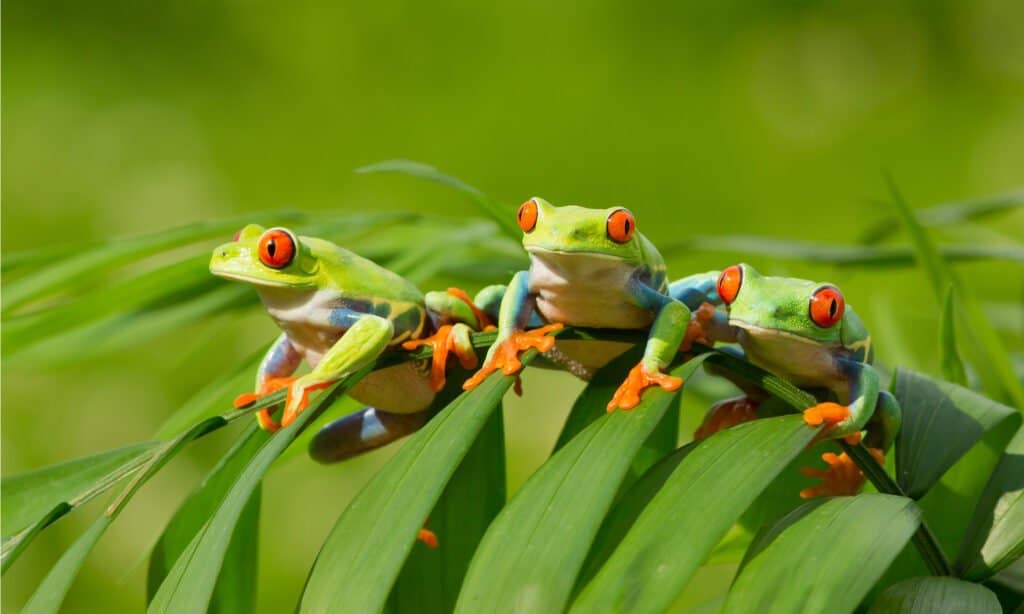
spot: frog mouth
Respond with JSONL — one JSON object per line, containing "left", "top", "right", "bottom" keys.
{"left": 730, "top": 319, "right": 839, "bottom": 348}
{"left": 209, "top": 267, "right": 295, "bottom": 288}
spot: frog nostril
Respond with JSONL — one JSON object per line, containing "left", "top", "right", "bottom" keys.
{"left": 221, "top": 251, "right": 227, "bottom": 257}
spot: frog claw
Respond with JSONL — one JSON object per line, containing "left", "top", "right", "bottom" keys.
{"left": 403, "top": 324, "right": 478, "bottom": 393}
{"left": 694, "top": 397, "right": 760, "bottom": 440}
{"left": 233, "top": 376, "right": 299, "bottom": 432}
{"left": 462, "top": 323, "right": 564, "bottom": 390}
{"left": 799, "top": 448, "right": 885, "bottom": 498}
{"left": 607, "top": 363, "right": 683, "bottom": 412}
{"left": 679, "top": 302, "right": 717, "bottom": 352}
{"left": 802, "top": 402, "right": 850, "bottom": 429}
{"left": 280, "top": 380, "right": 332, "bottom": 429}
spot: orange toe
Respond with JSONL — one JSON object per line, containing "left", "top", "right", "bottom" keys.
{"left": 234, "top": 376, "right": 297, "bottom": 430}
{"left": 446, "top": 287, "right": 494, "bottom": 329}
{"left": 802, "top": 402, "right": 850, "bottom": 428}
{"left": 798, "top": 448, "right": 885, "bottom": 498}
{"left": 462, "top": 323, "right": 564, "bottom": 390}
{"left": 694, "top": 397, "right": 759, "bottom": 440}
{"left": 417, "top": 527, "right": 439, "bottom": 548}
{"left": 256, "top": 409, "right": 280, "bottom": 432}
{"left": 280, "top": 381, "right": 331, "bottom": 428}
{"left": 607, "top": 363, "right": 683, "bottom": 412}
{"left": 679, "top": 302, "right": 717, "bottom": 352}
{"left": 403, "top": 324, "right": 476, "bottom": 392}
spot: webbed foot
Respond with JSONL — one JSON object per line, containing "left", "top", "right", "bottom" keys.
{"left": 694, "top": 397, "right": 760, "bottom": 440}
{"left": 417, "top": 526, "right": 439, "bottom": 549}
{"left": 799, "top": 448, "right": 885, "bottom": 498}
{"left": 679, "top": 302, "right": 717, "bottom": 352}
{"left": 403, "top": 324, "right": 478, "bottom": 392}
{"left": 233, "top": 376, "right": 298, "bottom": 432}
{"left": 280, "top": 379, "right": 333, "bottom": 429}
{"left": 802, "top": 402, "right": 851, "bottom": 430}
{"left": 606, "top": 363, "right": 683, "bottom": 412}
{"left": 462, "top": 323, "right": 564, "bottom": 390}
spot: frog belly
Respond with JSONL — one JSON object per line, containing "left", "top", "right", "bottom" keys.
{"left": 736, "top": 325, "right": 845, "bottom": 390}
{"left": 528, "top": 251, "right": 653, "bottom": 329}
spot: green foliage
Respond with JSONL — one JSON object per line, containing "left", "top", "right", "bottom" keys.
{"left": 2, "top": 176, "right": 1021, "bottom": 613}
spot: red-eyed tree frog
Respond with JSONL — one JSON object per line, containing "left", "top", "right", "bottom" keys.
{"left": 673, "top": 264, "right": 902, "bottom": 497}
{"left": 210, "top": 225, "right": 501, "bottom": 437}
{"left": 462, "top": 198, "right": 703, "bottom": 411}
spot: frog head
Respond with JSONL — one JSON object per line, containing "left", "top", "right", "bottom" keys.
{"left": 210, "top": 224, "right": 321, "bottom": 289}
{"left": 715, "top": 263, "right": 870, "bottom": 359}
{"left": 516, "top": 197, "right": 649, "bottom": 265}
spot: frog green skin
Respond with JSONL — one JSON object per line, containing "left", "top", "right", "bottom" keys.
{"left": 463, "top": 198, "right": 701, "bottom": 411}
{"left": 673, "top": 264, "right": 902, "bottom": 497}
{"left": 210, "top": 224, "right": 502, "bottom": 441}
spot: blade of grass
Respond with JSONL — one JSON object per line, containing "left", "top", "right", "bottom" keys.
{"left": 148, "top": 374, "right": 360, "bottom": 613}
{"left": 885, "top": 175, "right": 1024, "bottom": 408}
{"left": 940, "top": 285, "right": 968, "bottom": 386}
{"left": 2, "top": 211, "right": 303, "bottom": 313}
{"left": 724, "top": 495, "right": 921, "bottom": 614}
{"left": 660, "top": 236, "right": 1024, "bottom": 267}
{"left": 388, "top": 401, "right": 506, "bottom": 613}
{"left": 1, "top": 504, "right": 71, "bottom": 574}
{"left": 860, "top": 189, "right": 1024, "bottom": 244}
{"left": 357, "top": 160, "right": 521, "bottom": 239}
{"left": 1, "top": 442, "right": 158, "bottom": 539}
{"left": 455, "top": 354, "right": 710, "bottom": 614}
{"left": 570, "top": 415, "right": 820, "bottom": 613}
{"left": 299, "top": 352, "right": 537, "bottom": 613}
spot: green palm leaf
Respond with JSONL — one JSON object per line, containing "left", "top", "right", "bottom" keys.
{"left": 868, "top": 577, "right": 1002, "bottom": 614}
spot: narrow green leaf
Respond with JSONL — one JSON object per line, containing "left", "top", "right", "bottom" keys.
{"left": 957, "top": 425, "right": 1024, "bottom": 580}
{"left": 894, "top": 369, "right": 1021, "bottom": 498}
{"left": 300, "top": 361, "right": 525, "bottom": 613}
{"left": 149, "top": 376, "right": 356, "bottom": 613}
{"left": 209, "top": 487, "right": 261, "bottom": 614}
{"left": 388, "top": 404, "right": 506, "bottom": 613}
{"left": 1, "top": 504, "right": 70, "bottom": 574}
{"left": 20, "top": 415, "right": 227, "bottom": 612}
{"left": 660, "top": 236, "right": 1024, "bottom": 267}
{"left": 147, "top": 425, "right": 268, "bottom": 606}
{"left": 357, "top": 159, "right": 521, "bottom": 239}
{"left": 868, "top": 577, "right": 1002, "bottom": 614}
{"left": 1, "top": 443, "right": 157, "bottom": 538}
{"left": 885, "top": 177, "right": 1024, "bottom": 408}
{"left": 725, "top": 495, "right": 920, "bottom": 614}
{"left": 571, "top": 415, "right": 820, "bottom": 613}
{"left": 3, "top": 254, "right": 217, "bottom": 356}
{"left": 2, "top": 211, "right": 303, "bottom": 313}
{"left": 940, "top": 285, "right": 968, "bottom": 386}
{"left": 456, "top": 355, "right": 709, "bottom": 614}
{"left": 860, "top": 189, "right": 1024, "bottom": 244}
{"left": 552, "top": 348, "right": 639, "bottom": 450}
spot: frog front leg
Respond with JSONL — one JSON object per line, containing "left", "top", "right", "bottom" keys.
{"left": 280, "top": 314, "right": 395, "bottom": 428}
{"left": 606, "top": 281, "right": 692, "bottom": 412}
{"left": 233, "top": 333, "right": 303, "bottom": 432}
{"left": 463, "top": 271, "right": 563, "bottom": 390}
{"left": 800, "top": 360, "right": 897, "bottom": 498}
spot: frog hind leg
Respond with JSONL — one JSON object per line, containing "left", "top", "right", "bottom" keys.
{"left": 308, "top": 407, "right": 431, "bottom": 463}
{"left": 607, "top": 283, "right": 689, "bottom": 412}
{"left": 694, "top": 396, "right": 761, "bottom": 440}
{"left": 799, "top": 448, "right": 885, "bottom": 498}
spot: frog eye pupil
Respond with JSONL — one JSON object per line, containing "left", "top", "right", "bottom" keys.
{"left": 829, "top": 299, "right": 837, "bottom": 318}
{"left": 267, "top": 241, "right": 276, "bottom": 257}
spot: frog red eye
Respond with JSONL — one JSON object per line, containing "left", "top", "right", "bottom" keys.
{"left": 717, "top": 265, "right": 743, "bottom": 305}
{"left": 809, "top": 286, "right": 845, "bottom": 328}
{"left": 517, "top": 199, "right": 538, "bottom": 233}
{"left": 606, "top": 209, "right": 636, "bottom": 243}
{"left": 257, "top": 229, "right": 296, "bottom": 269}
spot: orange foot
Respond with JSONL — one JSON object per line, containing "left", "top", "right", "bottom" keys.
{"left": 680, "top": 301, "right": 717, "bottom": 352}
{"left": 607, "top": 363, "right": 683, "bottom": 412}
{"left": 403, "top": 324, "right": 479, "bottom": 392}
{"left": 445, "top": 287, "right": 495, "bottom": 330}
{"left": 417, "top": 526, "right": 439, "bottom": 549}
{"left": 800, "top": 448, "right": 885, "bottom": 498}
{"left": 802, "top": 402, "right": 850, "bottom": 429}
{"left": 280, "top": 380, "right": 332, "bottom": 428}
{"left": 233, "top": 376, "right": 298, "bottom": 432}
{"left": 694, "top": 397, "right": 760, "bottom": 440}
{"left": 462, "top": 323, "right": 564, "bottom": 390}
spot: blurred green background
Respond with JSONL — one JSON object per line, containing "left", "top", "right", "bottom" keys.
{"left": 3, "top": 0, "right": 1022, "bottom": 611}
